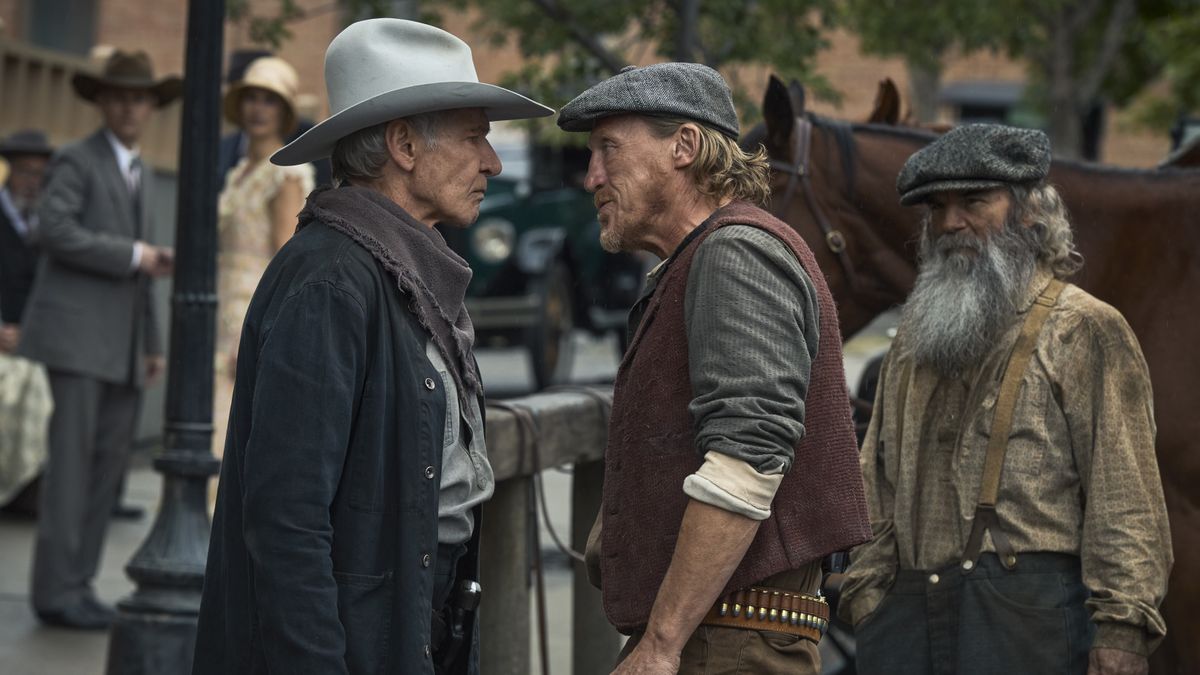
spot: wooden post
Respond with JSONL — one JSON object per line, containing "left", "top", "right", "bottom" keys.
{"left": 480, "top": 476, "right": 531, "bottom": 674}
{"left": 572, "top": 459, "right": 622, "bottom": 673}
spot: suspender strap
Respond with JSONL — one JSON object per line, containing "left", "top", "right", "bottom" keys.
{"left": 961, "top": 279, "right": 1066, "bottom": 572}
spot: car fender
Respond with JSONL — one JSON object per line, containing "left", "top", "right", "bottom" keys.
{"left": 516, "top": 227, "right": 568, "bottom": 276}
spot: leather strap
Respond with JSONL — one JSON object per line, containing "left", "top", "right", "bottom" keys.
{"left": 961, "top": 279, "right": 1067, "bottom": 571}
{"left": 701, "top": 586, "right": 829, "bottom": 642}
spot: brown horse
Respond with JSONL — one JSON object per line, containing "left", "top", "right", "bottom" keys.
{"left": 749, "top": 75, "right": 1200, "bottom": 674}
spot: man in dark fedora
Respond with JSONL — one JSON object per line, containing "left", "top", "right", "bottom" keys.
{"left": 17, "top": 49, "right": 178, "bottom": 629}
{"left": 0, "top": 129, "right": 53, "bottom": 354}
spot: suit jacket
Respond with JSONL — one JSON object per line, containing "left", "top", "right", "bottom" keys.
{"left": 17, "top": 129, "right": 162, "bottom": 385}
{"left": 0, "top": 204, "right": 40, "bottom": 324}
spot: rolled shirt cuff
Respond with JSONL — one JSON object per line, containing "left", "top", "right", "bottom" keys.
{"left": 682, "top": 450, "right": 784, "bottom": 521}
{"left": 1093, "top": 622, "right": 1151, "bottom": 657}
{"left": 130, "top": 241, "right": 143, "bottom": 274}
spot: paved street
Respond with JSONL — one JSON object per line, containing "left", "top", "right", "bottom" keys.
{"left": 0, "top": 319, "right": 895, "bottom": 675}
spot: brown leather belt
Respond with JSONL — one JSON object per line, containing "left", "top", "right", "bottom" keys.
{"left": 701, "top": 586, "right": 829, "bottom": 642}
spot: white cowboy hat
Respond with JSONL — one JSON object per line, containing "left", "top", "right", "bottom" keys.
{"left": 272, "top": 19, "right": 553, "bottom": 166}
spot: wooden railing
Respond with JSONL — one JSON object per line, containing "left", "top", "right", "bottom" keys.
{"left": 0, "top": 38, "right": 181, "bottom": 170}
{"left": 481, "top": 386, "right": 623, "bottom": 675}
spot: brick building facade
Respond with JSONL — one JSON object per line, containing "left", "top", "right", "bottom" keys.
{"left": 0, "top": 1, "right": 1172, "bottom": 167}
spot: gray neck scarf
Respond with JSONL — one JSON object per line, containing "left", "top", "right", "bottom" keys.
{"left": 297, "top": 185, "right": 481, "bottom": 408}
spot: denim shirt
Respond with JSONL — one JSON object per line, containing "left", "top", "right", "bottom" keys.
{"left": 426, "top": 341, "right": 493, "bottom": 544}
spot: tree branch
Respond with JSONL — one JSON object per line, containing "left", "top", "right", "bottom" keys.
{"left": 529, "top": 0, "right": 628, "bottom": 74}
{"left": 1077, "top": 0, "right": 1136, "bottom": 104}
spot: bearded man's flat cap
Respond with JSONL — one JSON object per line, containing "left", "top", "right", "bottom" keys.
{"left": 897, "top": 123, "right": 1051, "bottom": 206}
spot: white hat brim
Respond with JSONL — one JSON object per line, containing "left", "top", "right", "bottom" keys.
{"left": 272, "top": 81, "right": 553, "bottom": 166}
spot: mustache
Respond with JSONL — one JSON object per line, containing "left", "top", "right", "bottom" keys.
{"left": 932, "top": 231, "right": 984, "bottom": 256}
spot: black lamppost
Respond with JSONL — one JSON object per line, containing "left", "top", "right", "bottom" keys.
{"left": 105, "top": 0, "right": 224, "bottom": 672}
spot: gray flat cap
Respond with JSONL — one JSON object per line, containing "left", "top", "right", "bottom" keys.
{"left": 897, "top": 123, "right": 1051, "bottom": 206}
{"left": 557, "top": 63, "right": 739, "bottom": 139}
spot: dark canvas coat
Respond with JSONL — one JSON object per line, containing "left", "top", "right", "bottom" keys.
{"left": 193, "top": 220, "right": 481, "bottom": 675}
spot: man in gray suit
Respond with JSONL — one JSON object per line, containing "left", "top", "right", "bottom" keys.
{"left": 18, "top": 50, "right": 179, "bottom": 629}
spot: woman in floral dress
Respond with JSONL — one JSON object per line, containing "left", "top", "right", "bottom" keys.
{"left": 214, "top": 57, "right": 313, "bottom": 458}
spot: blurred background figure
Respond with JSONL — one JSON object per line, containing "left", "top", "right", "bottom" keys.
{"left": 0, "top": 129, "right": 54, "bottom": 518}
{"left": 17, "top": 49, "right": 178, "bottom": 630}
{"left": 212, "top": 56, "right": 313, "bottom": 461}
{"left": 218, "top": 49, "right": 331, "bottom": 188}
{"left": 0, "top": 129, "right": 52, "bottom": 353}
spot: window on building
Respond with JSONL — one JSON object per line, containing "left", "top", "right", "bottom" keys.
{"left": 26, "top": 0, "right": 96, "bottom": 56}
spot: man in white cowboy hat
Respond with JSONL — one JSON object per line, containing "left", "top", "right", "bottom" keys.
{"left": 17, "top": 49, "right": 178, "bottom": 629}
{"left": 193, "top": 19, "right": 551, "bottom": 675}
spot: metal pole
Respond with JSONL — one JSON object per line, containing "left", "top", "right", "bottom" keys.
{"left": 105, "top": 0, "right": 224, "bottom": 672}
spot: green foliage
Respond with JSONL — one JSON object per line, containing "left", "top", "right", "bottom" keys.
{"left": 842, "top": 0, "right": 1005, "bottom": 70}
{"left": 426, "top": 0, "right": 840, "bottom": 142}
{"left": 1130, "top": 6, "right": 1200, "bottom": 130}
{"left": 227, "top": 0, "right": 306, "bottom": 49}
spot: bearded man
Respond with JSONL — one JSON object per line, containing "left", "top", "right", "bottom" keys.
{"left": 839, "top": 124, "right": 1172, "bottom": 675}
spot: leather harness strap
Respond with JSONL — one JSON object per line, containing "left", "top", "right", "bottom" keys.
{"left": 769, "top": 117, "right": 857, "bottom": 290}
{"left": 961, "top": 278, "right": 1067, "bottom": 572}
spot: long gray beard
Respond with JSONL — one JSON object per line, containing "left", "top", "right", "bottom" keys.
{"left": 900, "top": 219, "right": 1039, "bottom": 378}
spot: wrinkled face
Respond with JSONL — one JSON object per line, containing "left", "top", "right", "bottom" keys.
{"left": 239, "top": 87, "right": 288, "bottom": 140}
{"left": 925, "top": 188, "right": 1013, "bottom": 262}
{"left": 407, "top": 108, "right": 500, "bottom": 228}
{"left": 5, "top": 154, "right": 50, "bottom": 208}
{"left": 584, "top": 115, "right": 674, "bottom": 253}
{"left": 95, "top": 87, "right": 157, "bottom": 147}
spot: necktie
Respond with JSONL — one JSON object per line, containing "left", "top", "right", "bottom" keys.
{"left": 129, "top": 156, "right": 143, "bottom": 229}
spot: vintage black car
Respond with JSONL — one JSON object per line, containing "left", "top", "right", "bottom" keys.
{"left": 438, "top": 142, "right": 647, "bottom": 390}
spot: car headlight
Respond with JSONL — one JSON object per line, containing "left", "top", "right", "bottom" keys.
{"left": 472, "top": 218, "right": 516, "bottom": 264}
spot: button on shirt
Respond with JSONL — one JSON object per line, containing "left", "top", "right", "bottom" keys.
{"left": 426, "top": 341, "right": 494, "bottom": 545}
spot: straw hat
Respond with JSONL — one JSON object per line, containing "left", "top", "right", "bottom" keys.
{"left": 72, "top": 50, "right": 182, "bottom": 107}
{"left": 223, "top": 56, "right": 301, "bottom": 135}
{"left": 272, "top": 19, "right": 552, "bottom": 166}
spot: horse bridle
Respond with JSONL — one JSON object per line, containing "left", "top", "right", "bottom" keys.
{"left": 768, "top": 115, "right": 867, "bottom": 297}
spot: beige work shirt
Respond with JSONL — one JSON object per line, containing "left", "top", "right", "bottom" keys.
{"left": 840, "top": 269, "right": 1172, "bottom": 656}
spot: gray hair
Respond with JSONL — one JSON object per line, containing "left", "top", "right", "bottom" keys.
{"left": 331, "top": 112, "right": 444, "bottom": 185}
{"left": 1008, "top": 183, "right": 1084, "bottom": 279}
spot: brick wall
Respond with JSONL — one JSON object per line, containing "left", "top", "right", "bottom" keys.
{"left": 3, "top": 3, "right": 1170, "bottom": 168}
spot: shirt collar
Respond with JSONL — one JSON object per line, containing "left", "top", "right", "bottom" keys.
{"left": 1017, "top": 267, "right": 1057, "bottom": 314}
{"left": 104, "top": 129, "right": 140, "bottom": 172}
{"left": 0, "top": 187, "right": 30, "bottom": 239}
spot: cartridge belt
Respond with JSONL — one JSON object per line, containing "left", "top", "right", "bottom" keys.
{"left": 701, "top": 586, "right": 829, "bottom": 642}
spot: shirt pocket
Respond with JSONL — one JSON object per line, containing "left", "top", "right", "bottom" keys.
{"left": 976, "top": 372, "right": 1051, "bottom": 476}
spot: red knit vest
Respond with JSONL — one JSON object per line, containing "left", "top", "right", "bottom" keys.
{"left": 601, "top": 201, "right": 871, "bottom": 633}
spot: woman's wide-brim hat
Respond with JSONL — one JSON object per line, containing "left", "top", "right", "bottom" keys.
{"left": 72, "top": 50, "right": 183, "bottom": 108}
{"left": 223, "top": 56, "right": 302, "bottom": 135}
{"left": 0, "top": 129, "right": 55, "bottom": 158}
{"left": 272, "top": 19, "right": 553, "bottom": 167}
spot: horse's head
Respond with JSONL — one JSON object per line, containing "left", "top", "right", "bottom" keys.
{"left": 748, "top": 74, "right": 925, "bottom": 337}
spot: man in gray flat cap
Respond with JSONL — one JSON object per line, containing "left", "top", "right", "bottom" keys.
{"left": 194, "top": 19, "right": 551, "bottom": 675}
{"left": 558, "top": 63, "right": 870, "bottom": 674}
{"left": 840, "top": 124, "right": 1171, "bottom": 675}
